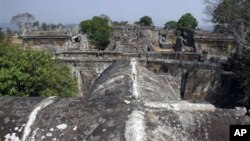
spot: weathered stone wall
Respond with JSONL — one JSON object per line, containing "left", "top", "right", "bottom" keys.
{"left": 155, "top": 63, "right": 220, "bottom": 100}
{"left": 21, "top": 31, "right": 89, "bottom": 53}
{"left": 194, "top": 33, "right": 236, "bottom": 60}
{"left": 56, "top": 51, "right": 204, "bottom": 62}
{"left": 0, "top": 59, "right": 249, "bottom": 141}
{"left": 68, "top": 61, "right": 114, "bottom": 96}
{"left": 57, "top": 51, "right": 221, "bottom": 99}
{"left": 23, "top": 38, "right": 68, "bottom": 47}
{"left": 183, "top": 68, "right": 220, "bottom": 100}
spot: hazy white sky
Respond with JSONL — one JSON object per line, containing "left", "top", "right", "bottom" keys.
{"left": 0, "top": 0, "right": 209, "bottom": 27}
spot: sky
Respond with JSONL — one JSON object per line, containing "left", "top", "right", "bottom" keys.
{"left": 0, "top": 0, "right": 210, "bottom": 27}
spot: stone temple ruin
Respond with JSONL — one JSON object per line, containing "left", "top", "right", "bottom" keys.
{"left": 1, "top": 25, "right": 249, "bottom": 141}
{"left": 21, "top": 25, "right": 89, "bottom": 53}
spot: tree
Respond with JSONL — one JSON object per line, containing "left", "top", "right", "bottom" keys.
{"left": 11, "top": 13, "right": 35, "bottom": 31}
{"left": 100, "top": 14, "right": 110, "bottom": 20}
{"left": 136, "top": 16, "right": 153, "bottom": 26}
{"left": 80, "top": 20, "right": 92, "bottom": 34}
{"left": 177, "top": 13, "right": 198, "bottom": 32}
{"left": 41, "top": 23, "right": 48, "bottom": 31}
{"left": 237, "top": 51, "right": 250, "bottom": 103}
{"left": 57, "top": 23, "right": 64, "bottom": 29}
{"left": 176, "top": 13, "right": 198, "bottom": 48}
{"left": 0, "top": 28, "right": 4, "bottom": 43}
{"left": 203, "top": 0, "right": 250, "bottom": 106}
{"left": 164, "top": 21, "right": 177, "bottom": 29}
{"left": 204, "top": 0, "right": 250, "bottom": 54}
{"left": 80, "top": 16, "right": 113, "bottom": 50}
{"left": 33, "top": 21, "right": 40, "bottom": 27}
{"left": 50, "top": 24, "right": 57, "bottom": 30}
{"left": 0, "top": 44, "right": 77, "bottom": 97}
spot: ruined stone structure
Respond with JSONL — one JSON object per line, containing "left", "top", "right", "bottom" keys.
{"left": 22, "top": 31, "right": 70, "bottom": 47}
{"left": 0, "top": 25, "right": 245, "bottom": 141}
{"left": 0, "top": 59, "right": 249, "bottom": 141}
{"left": 194, "top": 31, "right": 236, "bottom": 60}
{"left": 65, "top": 34, "right": 89, "bottom": 51}
{"left": 56, "top": 51, "right": 219, "bottom": 100}
{"left": 19, "top": 25, "right": 237, "bottom": 101}
{"left": 21, "top": 30, "right": 89, "bottom": 53}
{"left": 105, "top": 25, "right": 143, "bottom": 52}
{"left": 159, "top": 29, "right": 175, "bottom": 49}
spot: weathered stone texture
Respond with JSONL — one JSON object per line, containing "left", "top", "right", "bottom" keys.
{"left": 0, "top": 59, "right": 249, "bottom": 141}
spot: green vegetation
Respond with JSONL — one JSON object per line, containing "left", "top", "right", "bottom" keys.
{"left": 205, "top": 0, "right": 250, "bottom": 54}
{"left": 237, "top": 52, "right": 250, "bottom": 102}
{"left": 80, "top": 16, "right": 113, "bottom": 50}
{"left": 177, "top": 13, "right": 198, "bottom": 32}
{"left": 0, "top": 28, "right": 4, "bottom": 43}
{"left": 135, "top": 16, "right": 153, "bottom": 26}
{"left": 213, "top": 0, "right": 250, "bottom": 101}
{"left": 204, "top": 0, "right": 250, "bottom": 105}
{"left": 0, "top": 44, "right": 77, "bottom": 97}
{"left": 163, "top": 13, "right": 198, "bottom": 47}
{"left": 164, "top": 21, "right": 177, "bottom": 30}
{"left": 164, "top": 13, "right": 197, "bottom": 32}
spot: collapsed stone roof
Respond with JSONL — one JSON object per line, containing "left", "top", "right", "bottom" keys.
{"left": 1, "top": 59, "right": 250, "bottom": 141}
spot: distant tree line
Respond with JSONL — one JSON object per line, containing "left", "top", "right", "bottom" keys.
{"left": 33, "top": 22, "right": 65, "bottom": 31}
{"left": 11, "top": 13, "right": 65, "bottom": 32}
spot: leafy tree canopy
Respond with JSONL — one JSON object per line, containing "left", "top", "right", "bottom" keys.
{"left": 211, "top": 0, "right": 250, "bottom": 27}
{"left": 164, "top": 21, "right": 177, "bottom": 29}
{"left": 80, "top": 16, "right": 113, "bottom": 50}
{"left": 204, "top": 0, "right": 250, "bottom": 52}
{"left": 136, "top": 16, "right": 153, "bottom": 26}
{"left": 203, "top": 0, "right": 250, "bottom": 105}
{"left": 177, "top": 13, "right": 198, "bottom": 32}
{"left": 11, "top": 13, "right": 35, "bottom": 31}
{"left": 0, "top": 44, "right": 77, "bottom": 97}
{"left": 237, "top": 52, "right": 250, "bottom": 102}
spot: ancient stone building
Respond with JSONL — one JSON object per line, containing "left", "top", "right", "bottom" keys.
{"left": 21, "top": 31, "right": 89, "bottom": 52}
{"left": 139, "top": 27, "right": 236, "bottom": 57}
{"left": 194, "top": 31, "right": 236, "bottom": 60}
{"left": 159, "top": 29, "right": 175, "bottom": 49}
{"left": 0, "top": 24, "right": 245, "bottom": 140}
{"left": 21, "top": 31, "right": 70, "bottom": 47}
